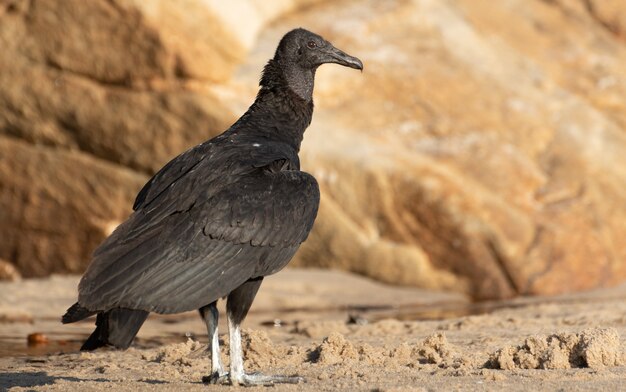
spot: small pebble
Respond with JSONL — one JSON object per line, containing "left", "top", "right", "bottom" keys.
{"left": 27, "top": 333, "right": 49, "bottom": 346}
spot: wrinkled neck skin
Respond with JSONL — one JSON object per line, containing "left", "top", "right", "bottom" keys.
{"left": 230, "top": 58, "right": 315, "bottom": 152}
{"left": 281, "top": 60, "right": 316, "bottom": 102}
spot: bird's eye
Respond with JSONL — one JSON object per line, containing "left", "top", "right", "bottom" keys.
{"left": 307, "top": 41, "right": 317, "bottom": 49}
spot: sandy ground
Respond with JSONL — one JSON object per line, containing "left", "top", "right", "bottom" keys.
{"left": 0, "top": 268, "right": 625, "bottom": 391}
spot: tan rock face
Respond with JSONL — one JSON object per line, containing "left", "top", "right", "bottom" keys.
{"left": 254, "top": 0, "right": 626, "bottom": 298}
{"left": 0, "top": 258, "right": 21, "bottom": 281}
{"left": 0, "top": 0, "right": 236, "bottom": 173}
{"left": 1, "top": 0, "right": 626, "bottom": 299}
{"left": 0, "top": 0, "right": 239, "bottom": 275}
{"left": 0, "top": 137, "right": 146, "bottom": 276}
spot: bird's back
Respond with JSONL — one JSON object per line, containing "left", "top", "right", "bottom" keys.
{"left": 76, "top": 130, "right": 319, "bottom": 314}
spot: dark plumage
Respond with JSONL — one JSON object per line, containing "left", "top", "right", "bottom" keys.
{"left": 63, "top": 28, "right": 362, "bottom": 386}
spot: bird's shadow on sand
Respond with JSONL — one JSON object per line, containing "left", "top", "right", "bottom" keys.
{"left": 0, "top": 371, "right": 168, "bottom": 389}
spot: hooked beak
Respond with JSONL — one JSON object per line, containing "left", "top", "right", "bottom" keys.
{"left": 324, "top": 45, "right": 363, "bottom": 71}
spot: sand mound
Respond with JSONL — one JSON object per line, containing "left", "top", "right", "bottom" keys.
{"left": 311, "top": 331, "right": 418, "bottom": 366}
{"left": 241, "top": 329, "right": 294, "bottom": 368}
{"left": 310, "top": 332, "right": 359, "bottom": 365}
{"left": 415, "top": 332, "right": 479, "bottom": 372}
{"left": 488, "top": 328, "right": 623, "bottom": 370}
{"left": 308, "top": 330, "right": 469, "bottom": 370}
{"left": 142, "top": 339, "right": 205, "bottom": 367}
{"left": 417, "top": 333, "right": 454, "bottom": 365}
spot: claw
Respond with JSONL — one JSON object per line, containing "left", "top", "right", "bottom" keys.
{"left": 233, "top": 372, "right": 304, "bottom": 386}
{"left": 202, "top": 371, "right": 229, "bottom": 385}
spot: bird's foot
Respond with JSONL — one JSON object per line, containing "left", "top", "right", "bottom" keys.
{"left": 202, "top": 371, "right": 229, "bottom": 385}
{"left": 232, "top": 372, "right": 304, "bottom": 386}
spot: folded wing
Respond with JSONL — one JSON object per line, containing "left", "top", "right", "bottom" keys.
{"left": 78, "top": 149, "right": 319, "bottom": 314}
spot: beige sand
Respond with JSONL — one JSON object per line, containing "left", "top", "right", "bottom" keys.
{"left": 1, "top": 269, "right": 625, "bottom": 391}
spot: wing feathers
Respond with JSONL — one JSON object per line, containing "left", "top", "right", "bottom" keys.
{"left": 78, "top": 142, "right": 319, "bottom": 314}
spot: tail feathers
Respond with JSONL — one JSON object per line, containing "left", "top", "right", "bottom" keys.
{"left": 80, "top": 308, "right": 149, "bottom": 351}
{"left": 62, "top": 302, "right": 96, "bottom": 324}
{"left": 81, "top": 312, "right": 108, "bottom": 351}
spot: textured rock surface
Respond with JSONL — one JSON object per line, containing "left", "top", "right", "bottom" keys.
{"left": 0, "top": 258, "right": 20, "bottom": 281}
{"left": 1, "top": 0, "right": 626, "bottom": 298}
{"left": 0, "top": 136, "right": 146, "bottom": 276}
{"left": 243, "top": 0, "right": 626, "bottom": 298}
{"left": 0, "top": 0, "right": 235, "bottom": 173}
{"left": 0, "top": 0, "right": 235, "bottom": 275}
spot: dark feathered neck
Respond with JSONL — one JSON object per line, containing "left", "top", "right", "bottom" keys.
{"left": 260, "top": 59, "right": 315, "bottom": 102}
{"left": 230, "top": 60, "right": 314, "bottom": 152}
{"left": 259, "top": 59, "right": 283, "bottom": 91}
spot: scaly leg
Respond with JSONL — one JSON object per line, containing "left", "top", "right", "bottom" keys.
{"left": 228, "top": 314, "right": 304, "bottom": 386}
{"left": 226, "top": 278, "right": 304, "bottom": 386}
{"left": 199, "top": 302, "right": 227, "bottom": 384}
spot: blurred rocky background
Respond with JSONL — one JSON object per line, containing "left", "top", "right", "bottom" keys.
{"left": 1, "top": 0, "right": 625, "bottom": 300}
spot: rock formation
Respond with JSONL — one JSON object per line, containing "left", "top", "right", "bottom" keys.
{"left": 2, "top": 0, "right": 626, "bottom": 299}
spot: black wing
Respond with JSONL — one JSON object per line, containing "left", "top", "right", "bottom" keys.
{"left": 132, "top": 142, "right": 211, "bottom": 211}
{"left": 78, "top": 148, "right": 319, "bottom": 314}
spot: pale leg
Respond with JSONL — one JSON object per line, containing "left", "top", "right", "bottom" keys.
{"left": 226, "top": 280, "right": 304, "bottom": 386}
{"left": 199, "top": 302, "right": 227, "bottom": 384}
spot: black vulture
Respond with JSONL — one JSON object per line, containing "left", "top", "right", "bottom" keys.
{"left": 62, "top": 28, "right": 363, "bottom": 386}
